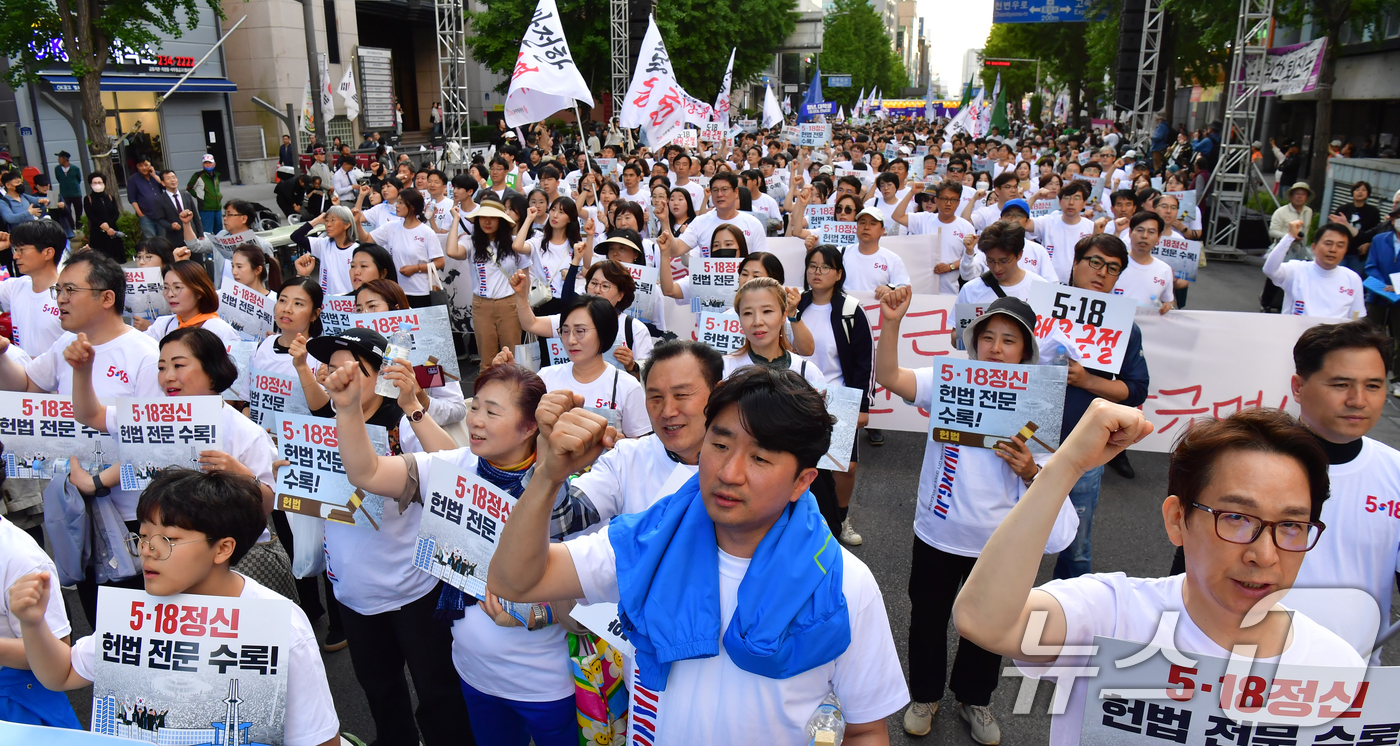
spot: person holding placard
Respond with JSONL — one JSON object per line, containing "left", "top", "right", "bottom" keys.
{"left": 142, "top": 261, "right": 242, "bottom": 346}
{"left": 892, "top": 180, "right": 972, "bottom": 295}
{"left": 1265, "top": 219, "right": 1366, "bottom": 320}
{"left": 0, "top": 220, "right": 64, "bottom": 356}
{"left": 329, "top": 360, "right": 588, "bottom": 745}
{"left": 348, "top": 279, "right": 468, "bottom": 428}
{"left": 517, "top": 196, "right": 590, "bottom": 316}
{"left": 134, "top": 236, "right": 177, "bottom": 274}
{"left": 1151, "top": 193, "right": 1194, "bottom": 308}
{"left": 229, "top": 244, "right": 280, "bottom": 304}
{"left": 513, "top": 260, "right": 654, "bottom": 381}
{"left": 1113, "top": 211, "right": 1176, "bottom": 314}
{"left": 954, "top": 403, "right": 1363, "bottom": 746}
{"left": 183, "top": 200, "right": 274, "bottom": 291}
{"left": 292, "top": 204, "right": 360, "bottom": 296}
{"left": 876, "top": 292, "right": 1078, "bottom": 742}
{"left": 956, "top": 219, "right": 1049, "bottom": 305}
{"left": 253, "top": 276, "right": 325, "bottom": 399}
{"left": 9, "top": 468, "right": 344, "bottom": 746}
{"left": 721, "top": 278, "right": 826, "bottom": 388}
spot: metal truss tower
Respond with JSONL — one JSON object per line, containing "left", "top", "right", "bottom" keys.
{"left": 436, "top": 0, "right": 472, "bottom": 165}
{"left": 611, "top": 0, "right": 630, "bottom": 117}
{"left": 1128, "top": 0, "right": 1165, "bottom": 152}
{"left": 1205, "top": 0, "right": 1274, "bottom": 256}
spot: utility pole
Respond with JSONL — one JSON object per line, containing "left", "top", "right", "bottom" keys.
{"left": 301, "top": 0, "right": 326, "bottom": 149}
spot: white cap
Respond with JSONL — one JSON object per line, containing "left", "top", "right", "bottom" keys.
{"left": 856, "top": 205, "right": 885, "bottom": 223}
{"left": 202, "top": 154, "right": 216, "bottom": 163}
{"left": 1123, "top": 150, "right": 1137, "bottom": 159}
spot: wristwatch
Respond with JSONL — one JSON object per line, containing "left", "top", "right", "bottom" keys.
{"left": 407, "top": 408, "right": 427, "bottom": 423}
{"left": 92, "top": 471, "right": 112, "bottom": 498}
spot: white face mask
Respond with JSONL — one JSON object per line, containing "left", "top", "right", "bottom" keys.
{"left": 91, "top": 183, "right": 105, "bottom": 193}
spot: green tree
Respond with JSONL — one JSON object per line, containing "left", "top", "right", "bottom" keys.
{"left": 983, "top": 21, "right": 1106, "bottom": 128}
{"left": 0, "top": 0, "right": 220, "bottom": 197}
{"left": 818, "top": 0, "right": 908, "bottom": 110}
{"left": 467, "top": 0, "right": 610, "bottom": 98}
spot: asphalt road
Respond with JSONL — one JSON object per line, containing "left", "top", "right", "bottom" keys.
{"left": 60, "top": 251, "right": 1400, "bottom": 744}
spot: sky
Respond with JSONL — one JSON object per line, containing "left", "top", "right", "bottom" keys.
{"left": 915, "top": 0, "right": 993, "bottom": 95}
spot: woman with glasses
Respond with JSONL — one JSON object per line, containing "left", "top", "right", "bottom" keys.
{"left": 64, "top": 326, "right": 299, "bottom": 600}
{"left": 787, "top": 191, "right": 862, "bottom": 250}
{"left": 140, "top": 260, "right": 240, "bottom": 345}
{"left": 134, "top": 237, "right": 177, "bottom": 273}
{"left": 183, "top": 200, "right": 273, "bottom": 290}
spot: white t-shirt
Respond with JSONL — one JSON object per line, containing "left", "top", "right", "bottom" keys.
{"left": 750, "top": 192, "right": 782, "bottom": 221}
{"left": 956, "top": 269, "right": 1047, "bottom": 304}
{"left": 673, "top": 180, "right": 705, "bottom": 213}
{"left": 1019, "top": 239, "right": 1059, "bottom": 282}
{"left": 71, "top": 574, "right": 341, "bottom": 746}
{"left": 0, "top": 517, "right": 71, "bottom": 643}
{"left": 905, "top": 214, "right": 973, "bottom": 294}
{"left": 564, "top": 528, "right": 909, "bottom": 742}
{"left": 308, "top": 236, "right": 360, "bottom": 296}
{"left": 911, "top": 366, "right": 1077, "bottom": 556}
{"left": 362, "top": 201, "right": 403, "bottom": 232}
{"left": 1265, "top": 237, "right": 1367, "bottom": 319}
{"left": 1113, "top": 255, "right": 1176, "bottom": 307}
{"left": 370, "top": 221, "right": 444, "bottom": 296}
{"left": 840, "top": 245, "right": 912, "bottom": 294}
{"left": 721, "top": 351, "right": 828, "bottom": 386}
{"left": 800, "top": 302, "right": 843, "bottom": 385}
{"left": 1289, "top": 437, "right": 1400, "bottom": 662}
{"left": 540, "top": 312, "right": 654, "bottom": 372}
{"left": 971, "top": 202, "right": 1003, "bottom": 233}
{"left": 526, "top": 234, "right": 574, "bottom": 297}
{"left": 0, "top": 275, "right": 63, "bottom": 356}
{"left": 1032, "top": 214, "right": 1095, "bottom": 282}
{"left": 409, "top": 449, "right": 574, "bottom": 702}
{"left": 871, "top": 193, "right": 905, "bottom": 236}
{"left": 1027, "top": 573, "right": 1365, "bottom": 746}
{"left": 677, "top": 210, "right": 768, "bottom": 257}
{"left": 567, "top": 435, "right": 698, "bottom": 526}
{"left": 458, "top": 237, "right": 531, "bottom": 300}
{"left": 537, "top": 362, "right": 651, "bottom": 438}
{"left": 144, "top": 315, "right": 243, "bottom": 346}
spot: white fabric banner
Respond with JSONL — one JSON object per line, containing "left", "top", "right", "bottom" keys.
{"left": 762, "top": 85, "right": 783, "bottom": 129}
{"left": 713, "top": 48, "right": 735, "bottom": 125}
{"left": 619, "top": 16, "right": 684, "bottom": 147}
{"left": 338, "top": 67, "right": 360, "bottom": 121}
{"left": 319, "top": 54, "right": 335, "bottom": 119}
{"left": 681, "top": 90, "right": 714, "bottom": 128}
{"left": 504, "top": 0, "right": 595, "bottom": 127}
{"left": 300, "top": 75, "right": 315, "bottom": 135}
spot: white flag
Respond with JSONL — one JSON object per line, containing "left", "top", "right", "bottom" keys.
{"left": 620, "top": 16, "right": 684, "bottom": 147}
{"left": 853, "top": 87, "right": 866, "bottom": 117}
{"left": 969, "top": 87, "right": 989, "bottom": 138}
{"left": 338, "top": 67, "right": 360, "bottom": 121}
{"left": 762, "top": 85, "right": 783, "bottom": 129}
{"left": 505, "top": 0, "right": 595, "bottom": 127}
{"left": 681, "top": 90, "right": 714, "bottom": 128}
{"left": 713, "top": 48, "right": 735, "bottom": 126}
{"left": 837, "top": 105, "right": 846, "bottom": 122}
{"left": 300, "top": 76, "right": 315, "bottom": 135}
{"left": 873, "top": 88, "right": 884, "bottom": 118}
{"left": 319, "top": 55, "right": 335, "bottom": 118}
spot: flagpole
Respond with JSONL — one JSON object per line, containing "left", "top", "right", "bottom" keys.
{"left": 573, "top": 101, "right": 595, "bottom": 175}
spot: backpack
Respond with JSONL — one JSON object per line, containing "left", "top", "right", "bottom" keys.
{"left": 831, "top": 293, "right": 863, "bottom": 347}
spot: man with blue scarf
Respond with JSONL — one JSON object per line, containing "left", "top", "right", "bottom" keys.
{"left": 490, "top": 366, "right": 909, "bottom": 744}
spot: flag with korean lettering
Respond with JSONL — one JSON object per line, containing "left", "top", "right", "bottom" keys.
{"left": 713, "top": 48, "right": 735, "bottom": 126}
{"left": 927, "top": 358, "right": 1066, "bottom": 453}
{"left": 689, "top": 257, "right": 743, "bottom": 313}
{"left": 123, "top": 267, "right": 166, "bottom": 323}
{"left": 504, "top": 0, "right": 594, "bottom": 127}
{"left": 218, "top": 281, "right": 276, "bottom": 341}
{"left": 91, "top": 586, "right": 290, "bottom": 743}
{"left": 320, "top": 305, "right": 459, "bottom": 383}
{"left": 247, "top": 369, "right": 311, "bottom": 432}
{"left": 0, "top": 392, "right": 115, "bottom": 480}
{"left": 1075, "top": 636, "right": 1374, "bottom": 745}
{"left": 276, "top": 412, "right": 391, "bottom": 530}
{"left": 115, "top": 396, "right": 223, "bottom": 491}
{"left": 619, "top": 16, "right": 684, "bottom": 148}
{"left": 1030, "top": 283, "right": 1136, "bottom": 375}
{"left": 414, "top": 456, "right": 518, "bottom": 601}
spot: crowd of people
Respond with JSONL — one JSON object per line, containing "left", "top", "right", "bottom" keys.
{"left": 0, "top": 109, "right": 1395, "bottom": 746}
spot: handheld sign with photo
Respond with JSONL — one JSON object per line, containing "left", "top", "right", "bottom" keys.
{"left": 1029, "top": 283, "right": 1136, "bottom": 374}
{"left": 927, "top": 358, "right": 1067, "bottom": 454}
{"left": 699, "top": 123, "right": 723, "bottom": 142}
{"left": 781, "top": 126, "right": 799, "bottom": 144}
{"left": 738, "top": 119, "right": 758, "bottom": 134}
{"left": 1151, "top": 235, "right": 1202, "bottom": 282}
{"left": 0, "top": 392, "right": 115, "bottom": 479}
{"left": 689, "top": 256, "right": 743, "bottom": 313}
{"left": 115, "top": 396, "right": 223, "bottom": 491}
{"left": 247, "top": 368, "right": 310, "bottom": 432}
{"left": 276, "top": 412, "right": 390, "bottom": 530}
{"left": 818, "top": 385, "right": 863, "bottom": 472}
{"left": 513, "top": 337, "right": 571, "bottom": 372}
{"left": 799, "top": 123, "right": 830, "bottom": 147}
{"left": 1165, "top": 190, "right": 1197, "bottom": 223}
{"left": 820, "top": 221, "right": 859, "bottom": 247}
{"left": 836, "top": 168, "right": 875, "bottom": 188}
{"left": 321, "top": 305, "right": 459, "bottom": 383}
{"left": 123, "top": 267, "right": 166, "bottom": 323}
{"left": 697, "top": 310, "right": 744, "bottom": 354}
{"left": 217, "top": 281, "right": 276, "bottom": 341}
{"left": 91, "top": 587, "right": 292, "bottom": 744}
{"left": 223, "top": 340, "right": 256, "bottom": 402}
{"left": 413, "top": 456, "right": 518, "bottom": 601}
{"left": 620, "top": 263, "right": 661, "bottom": 325}
{"left": 804, "top": 204, "right": 835, "bottom": 230}
{"left": 595, "top": 158, "right": 617, "bottom": 178}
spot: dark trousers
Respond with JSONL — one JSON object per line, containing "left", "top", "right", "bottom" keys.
{"left": 338, "top": 583, "right": 472, "bottom": 746}
{"left": 1367, "top": 300, "right": 1400, "bottom": 375}
{"left": 908, "top": 538, "right": 1002, "bottom": 706}
{"left": 810, "top": 469, "right": 840, "bottom": 537}
{"left": 76, "top": 519, "right": 144, "bottom": 628}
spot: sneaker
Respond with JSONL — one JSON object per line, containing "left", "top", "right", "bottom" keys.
{"left": 322, "top": 628, "right": 348, "bottom": 653}
{"left": 958, "top": 703, "right": 1001, "bottom": 745}
{"left": 839, "top": 518, "right": 863, "bottom": 546}
{"left": 903, "top": 701, "right": 939, "bottom": 736}
{"left": 867, "top": 428, "right": 885, "bottom": 446}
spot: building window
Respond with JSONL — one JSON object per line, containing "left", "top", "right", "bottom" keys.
{"left": 325, "top": 0, "right": 341, "bottom": 64}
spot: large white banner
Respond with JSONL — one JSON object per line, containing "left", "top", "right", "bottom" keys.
{"left": 504, "top": 0, "right": 595, "bottom": 126}
{"left": 713, "top": 48, "right": 735, "bottom": 126}
{"left": 619, "top": 16, "right": 684, "bottom": 147}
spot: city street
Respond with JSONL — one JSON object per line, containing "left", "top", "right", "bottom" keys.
{"left": 60, "top": 253, "right": 1400, "bottom": 744}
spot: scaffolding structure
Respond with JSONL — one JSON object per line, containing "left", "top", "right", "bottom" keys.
{"left": 435, "top": 0, "right": 472, "bottom": 165}
{"left": 611, "top": 0, "right": 630, "bottom": 117}
{"left": 1205, "top": 0, "right": 1274, "bottom": 257}
{"left": 1128, "top": 0, "right": 1165, "bottom": 153}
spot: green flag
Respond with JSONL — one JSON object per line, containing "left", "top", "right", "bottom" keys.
{"left": 991, "top": 85, "right": 1008, "bottom": 134}
{"left": 957, "top": 79, "right": 972, "bottom": 111}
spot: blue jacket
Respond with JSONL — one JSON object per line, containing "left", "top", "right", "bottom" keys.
{"left": 0, "top": 193, "right": 40, "bottom": 227}
{"left": 1151, "top": 122, "right": 1171, "bottom": 152}
{"left": 1060, "top": 323, "right": 1150, "bottom": 442}
{"left": 1364, "top": 228, "right": 1400, "bottom": 305}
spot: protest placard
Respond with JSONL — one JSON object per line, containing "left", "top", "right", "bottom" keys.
{"left": 799, "top": 123, "right": 830, "bottom": 147}
{"left": 1165, "top": 190, "right": 1198, "bottom": 223}
{"left": 217, "top": 281, "right": 276, "bottom": 341}
{"left": 91, "top": 586, "right": 292, "bottom": 744}
{"left": 818, "top": 385, "right": 863, "bottom": 472}
{"left": 595, "top": 158, "right": 617, "bottom": 178}
{"left": 247, "top": 368, "right": 310, "bottom": 432}
{"left": 514, "top": 337, "right": 571, "bottom": 371}
{"left": 114, "top": 396, "right": 223, "bottom": 491}
{"left": 781, "top": 125, "right": 799, "bottom": 144}
{"left": 820, "top": 221, "right": 859, "bottom": 247}
{"left": 764, "top": 174, "right": 782, "bottom": 193}
{"left": 953, "top": 302, "right": 992, "bottom": 350}
{"left": 884, "top": 143, "right": 898, "bottom": 160}
{"left": 321, "top": 304, "right": 459, "bottom": 383}
{"left": 1029, "top": 283, "right": 1136, "bottom": 374}
{"left": 689, "top": 256, "right": 743, "bottom": 313}
{"left": 699, "top": 122, "right": 723, "bottom": 142}
{"left": 413, "top": 456, "right": 518, "bottom": 600}
{"left": 276, "top": 412, "right": 390, "bottom": 529}
{"left": 0, "top": 392, "right": 115, "bottom": 479}
{"left": 223, "top": 340, "right": 256, "bottom": 402}
{"left": 697, "top": 310, "right": 744, "bottom": 354}
{"left": 1152, "top": 235, "right": 1202, "bottom": 282}
{"left": 836, "top": 168, "right": 875, "bottom": 188}
{"left": 936, "top": 157, "right": 950, "bottom": 176}
{"left": 972, "top": 156, "right": 990, "bottom": 172}
{"left": 322, "top": 295, "right": 356, "bottom": 315}
{"left": 926, "top": 358, "right": 1067, "bottom": 453}
{"left": 1030, "top": 198, "right": 1057, "bottom": 219}
{"left": 674, "top": 129, "right": 698, "bottom": 149}
{"left": 123, "top": 267, "right": 166, "bottom": 324}
{"left": 738, "top": 119, "right": 758, "bottom": 134}
{"left": 620, "top": 262, "right": 662, "bottom": 325}
{"left": 804, "top": 204, "right": 835, "bottom": 230}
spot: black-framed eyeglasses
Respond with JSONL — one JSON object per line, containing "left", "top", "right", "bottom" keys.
{"left": 807, "top": 264, "right": 835, "bottom": 275}
{"left": 50, "top": 284, "right": 107, "bottom": 300}
{"left": 1081, "top": 256, "right": 1124, "bottom": 276}
{"left": 1190, "top": 503, "right": 1325, "bottom": 552}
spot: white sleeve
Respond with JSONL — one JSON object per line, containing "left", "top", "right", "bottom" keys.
{"left": 130, "top": 347, "right": 163, "bottom": 397}
{"left": 0, "top": 278, "right": 15, "bottom": 311}
{"left": 1263, "top": 235, "right": 1295, "bottom": 283}
{"left": 831, "top": 566, "right": 910, "bottom": 725}
{"left": 1027, "top": 576, "right": 1120, "bottom": 668}
{"left": 69, "top": 634, "right": 97, "bottom": 682}
{"left": 910, "top": 366, "right": 936, "bottom": 409}
{"left": 563, "top": 526, "right": 620, "bottom": 604}
{"left": 629, "top": 318, "right": 654, "bottom": 363}
{"left": 370, "top": 224, "right": 392, "bottom": 246}
{"left": 748, "top": 222, "right": 769, "bottom": 253}
{"left": 23, "top": 345, "right": 62, "bottom": 392}
{"left": 959, "top": 249, "right": 986, "bottom": 282}
{"left": 426, "top": 381, "right": 467, "bottom": 426}
{"left": 620, "top": 377, "right": 652, "bottom": 438}
{"left": 1352, "top": 281, "right": 1368, "bottom": 318}
{"left": 567, "top": 447, "right": 627, "bottom": 523}
{"left": 283, "top": 617, "right": 342, "bottom": 746}
{"left": 887, "top": 253, "right": 912, "bottom": 288}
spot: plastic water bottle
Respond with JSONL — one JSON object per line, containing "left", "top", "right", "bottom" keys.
{"left": 374, "top": 324, "right": 414, "bottom": 398}
{"left": 805, "top": 693, "right": 846, "bottom": 746}
{"left": 1050, "top": 341, "right": 1070, "bottom": 366}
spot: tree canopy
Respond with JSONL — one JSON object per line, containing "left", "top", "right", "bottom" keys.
{"left": 817, "top": 0, "right": 908, "bottom": 109}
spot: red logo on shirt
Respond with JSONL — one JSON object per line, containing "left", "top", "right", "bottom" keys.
{"left": 107, "top": 366, "right": 129, "bottom": 384}
{"left": 44, "top": 304, "right": 60, "bottom": 317}
{"left": 1340, "top": 286, "right": 1355, "bottom": 297}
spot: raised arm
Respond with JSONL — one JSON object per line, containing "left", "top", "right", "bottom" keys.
{"left": 0, "top": 338, "right": 37, "bottom": 392}
{"left": 512, "top": 207, "right": 537, "bottom": 253}
{"left": 873, "top": 286, "right": 918, "bottom": 402}
{"left": 891, "top": 181, "right": 922, "bottom": 228}
{"left": 445, "top": 208, "right": 467, "bottom": 260}
{"left": 326, "top": 361, "right": 411, "bottom": 497}
{"left": 512, "top": 271, "right": 554, "bottom": 337}
{"left": 1264, "top": 221, "right": 1303, "bottom": 282}
{"left": 63, "top": 334, "right": 106, "bottom": 431}
{"left": 9, "top": 572, "right": 89, "bottom": 690}
{"left": 288, "top": 333, "right": 331, "bottom": 412}
{"left": 353, "top": 207, "right": 373, "bottom": 244}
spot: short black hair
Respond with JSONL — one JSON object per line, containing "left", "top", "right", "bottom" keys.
{"left": 559, "top": 294, "right": 620, "bottom": 354}
{"left": 9, "top": 219, "right": 66, "bottom": 262}
{"left": 643, "top": 339, "right": 724, "bottom": 391}
{"left": 159, "top": 327, "right": 239, "bottom": 392}
{"left": 703, "top": 366, "right": 835, "bottom": 472}
{"left": 1111, "top": 188, "right": 1140, "bottom": 208}
{"left": 137, "top": 468, "right": 267, "bottom": 566}
{"left": 1060, "top": 180, "right": 1092, "bottom": 200}
{"left": 1129, "top": 210, "right": 1166, "bottom": 234}
{"left": 352, "top": 243, "right": 395, "bottom": 282}
{"left": 979, "top": 220, "right": 1026, "bottom": 257}
{"left": 1073, "top": 233, "right": 1129, "bottom": 267}
{"left": 1314, "top": 222, "right": 1353, "bottom": 246}
{"left": 450, "top": 173, "right": 478, "bottom": 193}
{"left": 709, "top": 172, "right": 740, "bottom": 192}
{"left": 1294, "top": 320, "right": 1393, "bottom": 378}
{"left": 66, "top": 249, "right": 126, "bottom": 312}
{"left": 992, "top": 171, "right": 1019, "bottom": 189}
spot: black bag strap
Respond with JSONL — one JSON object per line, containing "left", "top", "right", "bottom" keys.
{"left": 624, "top": 315, "right": 634, "bottom": 348}
{"left": 980, "top": 270, "right": 1006, "bottom": 298}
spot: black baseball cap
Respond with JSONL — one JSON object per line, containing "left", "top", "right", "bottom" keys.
{"left": 307, "top": 327, "right": 388, "bottom": 371}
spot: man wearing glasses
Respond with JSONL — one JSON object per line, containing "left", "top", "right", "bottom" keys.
{"left": 673, "top": 172, "right": 767, "bottom": 257}
{"left": 891, "top": 180, "right": 974, "bottom": 295}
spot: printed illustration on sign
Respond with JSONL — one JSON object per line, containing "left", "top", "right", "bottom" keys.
{"left": 413, "top": 456, "right": 518, "bottom": 600}
{"left": 276, "top": 413, "right": 390, "bottom": 530}
{"left": 689, "top": 257, "right": 742, "bottom": 313}
{"left": 927, "top": 358, "right": 1067, "bottom": 453}
{"left": 116, "top": 397, "right": 223, "bottom": 491}
{"left": 1029, "top": 283, "right": 1136, "bottom": 375}
{"left": 0, "top": 392, "right": 116, "bottom": 479}
{"left": 320, "top": 305, "right": 459, "bottom": 383}
{"left": 819, "top": 386, "right": 863, "bottom": 472}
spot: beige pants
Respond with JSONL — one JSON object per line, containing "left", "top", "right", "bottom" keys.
{"left": 472, "top": 294, "right": 523, "bottom": 365}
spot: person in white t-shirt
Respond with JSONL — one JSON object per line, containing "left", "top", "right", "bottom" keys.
{"left": 355, "top": 188, "right": 445, "bottom": 307}
{"left": 9, "top": 468, "right": 342, "bottom": 746}
{"left": 720, "top": 277, "right": 827, "bottom": 386}
{"left": 0, "top": 503, "right": 80, "bottom": 728}
{"left": 740, "top": 170, "right": 782, "bottom": 223}
{"left": 892, "top": 180, "right": 973, "bottom": 294}
{"left": 619, "top": 161, "right": 647, "bottom": 203}
{"left": 444, "top": 200, "right": 531, "bottom": 365}
{"left": 964, "top": 172, "right": 1024, "bottom": 234}
{"left": 143, "top": 260, "right": 243, "bottom": 345}
{"left": 956, "top": 402, "right": 1365, "bottom": 746}
{"left": 1031, "top": 180, "right": 1096, "bottom": 281}
{"left": 870, "top": 172, "right": 907, "bottom": 236}
{"left": 670, "top": 153, "right": 705, "bottom": 210}
{"left": 1265, "top": 219, "right": 1366, "bottom": 319}
{"left": 1113, "top": 211, "right": 1176, "bottom": 313}
{"left": 292, "top": 204, "right": 361, "bottom": 295}
{"left": 487, "top": 366, "right": 910, "bottom": 745}
{"left": 876, "top": 291, "right": 1075, "bottom": 742}
{"left": 0, "top": 220, "right": 64, "bottom": 355}
{"left": 840, "top": 205, "right": 912, "bottom": 296}
{"left": 956, "top": 219, "right": 1049, "bottom": 308}
{"left": 673, "top": 173, "right": 768, "bottom": 257}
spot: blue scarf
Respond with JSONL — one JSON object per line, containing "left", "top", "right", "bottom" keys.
{"left": 609, "top": 474, "right": 849, "bottom": 691}
{"left": 433, "top": 455, "right": 532, "bottom": 622}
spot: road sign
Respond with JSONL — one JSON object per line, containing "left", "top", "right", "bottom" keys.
{"left": 828, "top": 75, "right": 852, "bottom": 88}
{"left": 992, "top": 0, "right": 1105, "bottom": 23}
